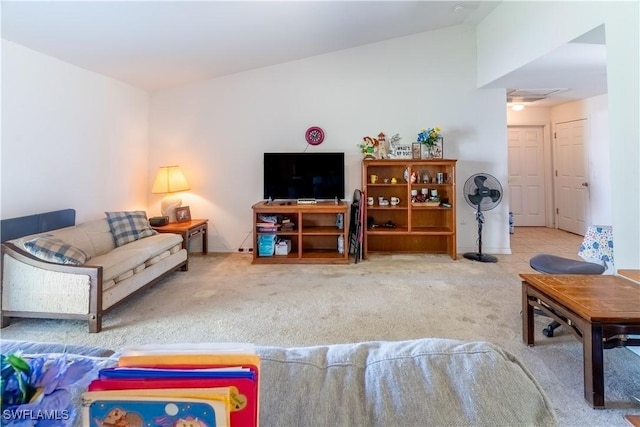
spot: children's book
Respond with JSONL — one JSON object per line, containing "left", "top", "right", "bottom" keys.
{"left": 81, "top": 395, "right": 228, "bottom": 427}
{"left": 117, "top": 343, "right": 260, "bottom": 372}
{"left": 98, "top": 366, "right": 255, "bottom": 380}
{"left": 119, "top": 342, "right": 256, "bottom": 356}
{"left": 89, "top": 343, "right": 260, "bottom": 427}
{"left": 82, "top": 388, "right": 231, "bottom": 427}
{"left": 87, "top": 377, "right": 257, "bottom": 426}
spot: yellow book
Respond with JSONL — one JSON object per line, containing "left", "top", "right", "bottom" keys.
{"left": 117, "top": 343, "right": 260, "bottom": 370}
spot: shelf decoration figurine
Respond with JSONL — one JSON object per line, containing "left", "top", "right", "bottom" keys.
{"left": 389, "top": 133, "right": 401, "bottom": 158}
{"left": 358, "top": 136, "right": 378, "bottom": 160}
{"left": 377, "top": 132, "right": 389, "bottom": 159}
{"left": 417, "top": 126, "right": 443, "bottom": 159}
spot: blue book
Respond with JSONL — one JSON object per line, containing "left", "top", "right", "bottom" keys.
{"left": 98, "top": 366, "right": 255, "bottom": 380}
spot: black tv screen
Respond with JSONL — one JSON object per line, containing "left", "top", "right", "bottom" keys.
{"left": 263, "top": 152, "right": 345, "bottom": 200}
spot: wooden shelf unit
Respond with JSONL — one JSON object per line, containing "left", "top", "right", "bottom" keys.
{"left": 362, "top": 159, "right": 457, "bottom": 259}
{"left": 251, "top": 201, "right": 349, "bottom": 264}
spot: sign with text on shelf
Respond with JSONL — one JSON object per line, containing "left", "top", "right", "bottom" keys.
{"left": 392, "top": 144, "right": 412, "bottom": 159}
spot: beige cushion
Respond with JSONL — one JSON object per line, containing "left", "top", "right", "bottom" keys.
{"left": 89, "top": 233, "right": 182, "bottom": 281}
{"left": 75, "top": 219, "right": 117, "bottom": 257}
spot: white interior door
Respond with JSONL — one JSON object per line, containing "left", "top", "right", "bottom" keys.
{"left": 507, "top": 126, "right": 546, "bottom": 226}
{"left": 555, "top": 120, "right": 589, "bottom": 235}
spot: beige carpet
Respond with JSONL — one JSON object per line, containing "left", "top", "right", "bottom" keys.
{"left": 2, "top": 228, "right": 639, "bottom": 426}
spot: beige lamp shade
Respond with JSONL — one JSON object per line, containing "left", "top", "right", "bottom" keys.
{"left": 152, "top": 166, "right": 190, "bottom": 222}
{"left": 152, "top": 165, "right": 190, "bottom": 194}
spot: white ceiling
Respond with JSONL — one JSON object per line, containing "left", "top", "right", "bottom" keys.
{"left": 485, "top": 26, "right": 608, "bottom": 107}
{"left": 1, "top": 1, "right": 607, "bottom": 106}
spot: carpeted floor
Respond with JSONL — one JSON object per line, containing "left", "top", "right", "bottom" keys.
{"left": 1, "top": 227, "right": 638, "bottom": 426}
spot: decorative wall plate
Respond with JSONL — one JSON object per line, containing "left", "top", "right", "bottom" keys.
{"left": 305, "top": 126, "right": 325, "bottom": 145}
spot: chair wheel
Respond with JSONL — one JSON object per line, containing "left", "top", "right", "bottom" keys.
{"left": 542, "top": 326, "right": 554, "bottom": 337}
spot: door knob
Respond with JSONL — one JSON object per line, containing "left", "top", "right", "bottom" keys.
{"left": 581, "top": 182, "right": 589, "bottom": 187}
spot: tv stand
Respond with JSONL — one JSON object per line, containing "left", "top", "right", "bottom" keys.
{"left": 252, "top": 201, "right": 349, "bottom": 264}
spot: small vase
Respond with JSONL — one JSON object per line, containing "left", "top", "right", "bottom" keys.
{"left": 420, "top": 144, "right": 434, "bottom": 159}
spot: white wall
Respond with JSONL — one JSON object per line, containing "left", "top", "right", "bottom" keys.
{"left": 478, "top": 1, "right": 639, "bottom": 269}
{"left": 1, "top": 41, "right": 150, "bottom": 223}
{"left": 149, "top": 25, "right": 512, "bottom": 254}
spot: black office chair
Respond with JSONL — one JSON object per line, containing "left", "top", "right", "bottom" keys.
{"left": 529, "top": 226, "right": 612, "bottom": 337}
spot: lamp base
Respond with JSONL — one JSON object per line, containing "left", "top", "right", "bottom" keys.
{"left": 161, "top": 196, "right": 182, "bottom": 223}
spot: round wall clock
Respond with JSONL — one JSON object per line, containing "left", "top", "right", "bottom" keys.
{"left": 305, "top": 126, "right": 325, "bottom": 146}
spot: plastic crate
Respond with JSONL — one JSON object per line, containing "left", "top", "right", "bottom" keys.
{"left": 258, "top": 234, "right": 276, "bottom": 256}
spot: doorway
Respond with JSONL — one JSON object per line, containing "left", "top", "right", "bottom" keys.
{"left": 554, "top": 119, "right": 590, "bottom": 235}
{"left": 507, "top": 119, "right": 592, "bottom": 236}
{"left": 507, "top": 126, "right": 547, "bottom": 227}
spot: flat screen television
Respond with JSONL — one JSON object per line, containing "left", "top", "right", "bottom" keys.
{"left": 263, "top": 152, "right": 345, "bottom": 201}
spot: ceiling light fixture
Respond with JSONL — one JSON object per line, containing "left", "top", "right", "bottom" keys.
{"left": 511, "top": 103, "right": 525, "bottom": 112}
{"left": 453, "top": 3, "right": 464, "bottom": 13}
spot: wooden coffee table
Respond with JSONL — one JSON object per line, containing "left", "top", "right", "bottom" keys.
{"left": 521, "top": 273, "right": 640, "bottom": 408}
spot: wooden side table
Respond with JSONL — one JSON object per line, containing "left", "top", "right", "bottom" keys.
{"left": 152, "top": 219, "right": 208, "bottom": 270}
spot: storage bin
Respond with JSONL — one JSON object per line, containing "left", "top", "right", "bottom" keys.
{"left": 275, "top": 239, "right": 292, "bottom": 255}
{"left": 258, "top": 234, "right": 276, "bottom": 256}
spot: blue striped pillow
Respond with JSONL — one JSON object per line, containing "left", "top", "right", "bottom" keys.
{"left": 105, "top": 211, "right": 157, "bottom": 247}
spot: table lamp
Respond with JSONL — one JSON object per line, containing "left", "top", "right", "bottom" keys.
{"left": 152, "top": 165, "right": 190, "bottom": 222}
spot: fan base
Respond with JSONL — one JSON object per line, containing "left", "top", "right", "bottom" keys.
{"left": 463, "top": 252, "right": 498, "bottom": 263}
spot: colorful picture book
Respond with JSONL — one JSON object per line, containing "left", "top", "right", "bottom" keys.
{"left": 82, "top": 343, "right": 259, "bottom": 427}
{"left": 82, "top": 395, "right": 226, "bottom": 427}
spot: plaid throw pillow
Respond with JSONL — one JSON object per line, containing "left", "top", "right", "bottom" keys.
{"left": 24, "top": 236, "right": 90, "bottom": 265}
{"left": 105, "top": 211, "right": 157, "bottom": 247}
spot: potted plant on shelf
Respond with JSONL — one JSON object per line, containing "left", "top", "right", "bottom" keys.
{"left": 417, "top": 127, "right": 442, "bottom": 159}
